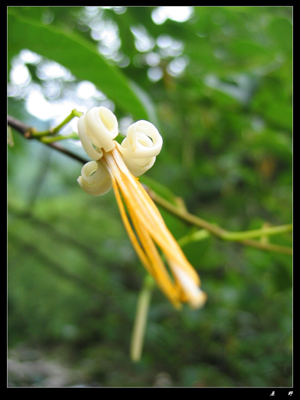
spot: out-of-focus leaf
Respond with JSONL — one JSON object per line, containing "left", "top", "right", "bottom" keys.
{"left": 265, "top": 102, "right": 292, "bottom": 131}
{"left": 204, "top": 73, "right": 259, "bottom": 105}
{"left": 272, "top": 263, "right": 292, "bottom": 292}
{"left": 229, "top": 40, "right": 272, "bottom": 64}
{"left": 8, "top": 10, "right": 153, "bottom": 121}
{"left": 267, "top": 17, "right": 292, "bottom": 53}
{"left": 245, "top": 129, "right": 292, "bottom": 162}
{"left": 186, "top": 38, "right": 217, "bottom": 72}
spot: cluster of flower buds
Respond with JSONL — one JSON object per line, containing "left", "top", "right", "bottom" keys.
{"left": 77, "top": 106, "right": 163, "bottom": 196}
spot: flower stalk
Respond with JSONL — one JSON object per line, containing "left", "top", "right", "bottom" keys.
{"left": 30, "top": 109, "right": 83, "bottom": 138}
{"left": 130, "top": 275, "right": 155, "bottom": 362}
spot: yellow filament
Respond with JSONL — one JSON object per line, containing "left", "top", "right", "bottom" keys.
{"left": 102, "top": 147, "right": 204, "bottom": 307}
{"left": 110, "top": 148, "right": 200, "bottom": 283}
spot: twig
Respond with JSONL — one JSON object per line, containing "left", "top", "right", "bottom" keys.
{"left": 31, "top": 109, "right": 83, "bottom": 138}
{"left": 7, "top": 115, "right": 35, "bottom": 137}
{"left": 46, "top": 141, "right": 87, "bottom": 164}
{"left": 8, "top": 114, "right": 87, "bottom": 164}
{"left": 148, "top": 189, "right": 292, "bottom": 256}
{"left": 8, "top": 114, "right": 293, "bottom": 256}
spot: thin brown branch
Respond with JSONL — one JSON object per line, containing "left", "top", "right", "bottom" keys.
{"left": 47, "top": 141, "right": 87, "bottom": 164}
{"left": 8, "top": 114, "right": 293, "bottom": 256}
{"left": 7, "top": 115, "right": 35, "bottom": 137}
{"left": 8, "top": 114, "right": 87, "bottom": 164}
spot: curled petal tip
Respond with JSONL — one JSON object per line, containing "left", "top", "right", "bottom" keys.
{"left": 78, "top": 106, "right": 118, "bottom": 159}
{"left": 117, "top": 120, "right": 163, "bottom": 176}
{"left": 122, "top": 120, "right": 163, "bottom": 159}
{"left": 78, "top": 160, "right": 112, "bottom": 196}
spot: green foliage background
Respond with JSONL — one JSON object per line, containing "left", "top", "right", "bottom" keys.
{"left": 8, "top": 7, "right": 292, "bottom": 387}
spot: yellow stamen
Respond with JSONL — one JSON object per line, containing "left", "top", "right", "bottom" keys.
{"left": 102, "top": 147, "right": 206, "bottom": 308}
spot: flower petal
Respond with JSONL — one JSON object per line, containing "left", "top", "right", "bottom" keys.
{"left": 116, "top": 120, "right": 162, "bottom": 176}
{"left": 78, "top": 107, "right": 118, "bottom": 156}
{"left": 78, "top": 160, "right": 112, "bottom": 196}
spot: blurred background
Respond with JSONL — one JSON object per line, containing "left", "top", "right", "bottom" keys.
{"left": 8, "top": 6, "right": 292, "bottom": 387}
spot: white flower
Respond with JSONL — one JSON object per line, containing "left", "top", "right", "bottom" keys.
{"left": 76, "top": 106, "right": 206, "bottom": 309}
{"left": 78, "top": 106, "right": 163, "bottom": 178}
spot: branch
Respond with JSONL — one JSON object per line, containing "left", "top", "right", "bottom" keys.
{"left": 8, "top": 114, "right": 293, "bottom": 256}
{"left": 148, "top": 190, "right": 292, "bottom": 256}
{"left": 45, "top": 141, "right": 87, "bottom": 164}
{"left": 7, "top": 115, "right": 33, "bottom": 136}
{"left": 8, "top": 114, "right": 87, "bottom": 164}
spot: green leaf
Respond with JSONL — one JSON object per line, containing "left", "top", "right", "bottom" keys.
{"left": 229, "top": 40, "right": 272, "bottom": 64}
{"left": 267, "top": 17, "right": 292, "bottom": 53}
{"left": 8, "top": 10, "right": 154, "bottom": 121}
